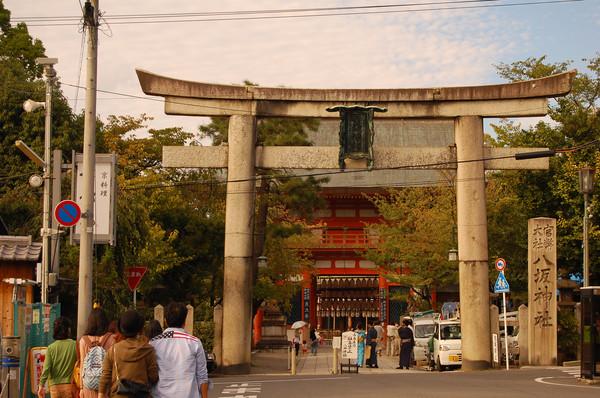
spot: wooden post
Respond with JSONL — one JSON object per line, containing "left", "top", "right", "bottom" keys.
{"left": 490, "top": 304, "right": 500, "bottom": 368}
{"left": 575, "top": 302, "right": 581, "bottom": 360}
{"left": 518, "top": 304, "right": 529, "bottom": 366}
{"left": 332, "top": 346, "right": 339, "bottom": 374}
{"left": 154, "top": 304, "right": 164, "bottom": 328}
{"left": 185, "top": 304, "right": 194, "bottom": 334}
{"left": 213, "top": 304, "right": 223, "bottom": 367}
{"left": 291, "top": 344, "right": 297, "bottom": 375}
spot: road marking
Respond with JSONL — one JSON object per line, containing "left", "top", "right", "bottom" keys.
{"left": 534, "top": 377, "right": 598, "bottom": 389}
{"left": 215, "top": 377, "right": 353, "bottom": 398}
{"left": 213, "top": 376, "right": 351, "bottom": 385}
{"left": 218, "top": 382, "right": 261, "bottom": 398}
{"left": 560, "top": 366, "right": 581, "bottom": 377}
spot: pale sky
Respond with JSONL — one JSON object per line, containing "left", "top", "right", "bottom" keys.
{"left": 4, "top": 0, "right": 599, "bottom": 138}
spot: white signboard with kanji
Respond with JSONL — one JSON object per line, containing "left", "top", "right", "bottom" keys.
{"left": 72, "top": 153, "right": 117, "bottom": 245}
{"left": 341, "top": 331, "right": 358, "bottom": 360}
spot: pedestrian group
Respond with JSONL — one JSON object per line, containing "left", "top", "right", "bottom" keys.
{"left": 349, "top": 318, "right": 414, "bottom": 369}
{"left": 38, "top": 302, "right": 210, "bottom": 398}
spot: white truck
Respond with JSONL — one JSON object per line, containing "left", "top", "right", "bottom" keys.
{"left": 429, "top": 319, "right": 462, "bottom": 371}
{"left": 413, "top": 317, "right": 436, "bottom": 363}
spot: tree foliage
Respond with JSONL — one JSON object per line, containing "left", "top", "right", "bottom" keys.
{"left": 365, "top": 185, "right": 457, "bottom": 310}
{"left": 485, "top": 175, "right": 530, "bottom": 299}
{"left": 0, "top": 2, "right": 83, "bottom": 236}
{"left": 53, "top": 115, "right": 228, "bottom": 319}
{"left": 489, "top": 54, "right": 600, "bottom": 283}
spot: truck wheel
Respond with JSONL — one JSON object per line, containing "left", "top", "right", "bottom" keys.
{"left": 436, "top": 357, "right": 444, "bottom": 372}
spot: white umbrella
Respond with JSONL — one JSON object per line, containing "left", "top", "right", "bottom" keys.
{"left": 291, "top": 320, "right": 307, "bottom": 329}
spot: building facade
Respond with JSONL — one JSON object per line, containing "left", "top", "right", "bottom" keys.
{"left": 0, "top": 236, "right": 39, "bottom": 335}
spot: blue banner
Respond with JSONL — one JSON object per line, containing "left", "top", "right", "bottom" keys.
{"left": 303, "top": 288, "right": 310, "bottom": 321}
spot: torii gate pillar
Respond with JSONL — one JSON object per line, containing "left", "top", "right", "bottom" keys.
{"left": 222, "top": 115, "right": 256, "bottom": 373}
{"left": 455, "top": 116, "right": 490, "bottom": 369}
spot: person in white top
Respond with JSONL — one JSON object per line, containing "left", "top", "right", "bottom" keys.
{"left": 374, "top": 321, "right": 385, "bottom": 355}
{"left": 386, "top": 323, "right": 398, "bottom": 356}
{"left": 150, "top": 302, "right": 209, "bottom": 398}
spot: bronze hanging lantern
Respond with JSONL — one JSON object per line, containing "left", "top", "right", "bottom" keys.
{"left": 326, "top": 105, "right": 387, "bottom": 169}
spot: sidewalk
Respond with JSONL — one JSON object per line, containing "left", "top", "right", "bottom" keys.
{"left": 249, "top": 346, "right": 423, "bottom": 376}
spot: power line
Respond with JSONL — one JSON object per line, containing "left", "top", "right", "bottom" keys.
{"left": 73, "top": 28, "right": 87, "bottom": 113}
{"left": 118, "top": 138, "right": 597, "bottom": 192}
{"left": 16, "top": 0, "right": 583, "bottom": 27}
{"left": 123, "top": 174, "right": 476, "bottom": 194}
{"left": 12, "top": 0, "right": 510, "bottom": 20}
{"left": 60, "top": 82, "right": 250, "bottom": 114}
{"left": 121, "top": 140, "right": 596, "bottom": 192}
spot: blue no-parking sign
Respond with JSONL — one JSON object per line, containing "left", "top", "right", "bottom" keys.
{"left": 54, "top": 200, "right": 81, "bottom": 227}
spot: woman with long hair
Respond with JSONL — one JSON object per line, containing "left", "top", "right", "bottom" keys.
{"left": 78, "top": 308, "right": 116, "bottom": 398}
{"left": 144, "top": 320, "right": 163, "bottom": 341}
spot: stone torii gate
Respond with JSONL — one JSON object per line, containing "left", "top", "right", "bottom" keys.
{"left": 137, "top": 69, "right": 574, "bottom": 373}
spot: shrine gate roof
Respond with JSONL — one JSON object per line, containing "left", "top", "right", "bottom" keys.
{"left": 137, "top": 69, "right": 575, "bottom": 102}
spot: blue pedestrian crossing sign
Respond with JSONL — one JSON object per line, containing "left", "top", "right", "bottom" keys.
{"left": 494, "top": 272, "right": 510, "bottom": 293}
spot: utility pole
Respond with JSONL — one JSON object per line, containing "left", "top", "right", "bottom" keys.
{"left": 77, "top": 0, "right": 99, "bottom": 337}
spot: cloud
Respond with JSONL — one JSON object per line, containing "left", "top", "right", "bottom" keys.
{"left": 5, "top": 0, "right": 583, "bottom": 137}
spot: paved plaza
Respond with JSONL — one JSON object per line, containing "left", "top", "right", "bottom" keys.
{"left": 248, "top": 346, "right": 423, "bottom": 376}
{"left": 211, "top": 354, "right": 599, "bottom": 398}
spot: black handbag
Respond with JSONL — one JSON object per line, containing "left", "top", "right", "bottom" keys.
{"left": 116, "top": 379, "right": 150, "bottom": 397}
{"left": 113, "top": 346, "right": 150, "bottom": 397}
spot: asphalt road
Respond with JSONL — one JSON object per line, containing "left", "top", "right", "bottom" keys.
{"left": 209, "top": 367, "right": 599, "bottom": 398}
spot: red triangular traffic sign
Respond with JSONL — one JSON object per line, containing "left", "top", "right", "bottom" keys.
{"left": 126, "top": 266, "right": 147, "bottom": 291}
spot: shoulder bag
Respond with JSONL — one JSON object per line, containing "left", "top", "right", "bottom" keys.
{"left": 113, "top": 346, "right": 150, "bottom": 397}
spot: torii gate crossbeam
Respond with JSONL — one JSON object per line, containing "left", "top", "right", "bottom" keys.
{"left": 137, "top": 69, "right": 575, "bottom": 374}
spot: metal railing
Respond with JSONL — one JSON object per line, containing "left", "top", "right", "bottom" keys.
{"left": 290, "top": 228, "right": 379, "bottom": 248}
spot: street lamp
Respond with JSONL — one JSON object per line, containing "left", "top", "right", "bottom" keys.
{"left": 257, "top": 256, "right": 268, "bottom": 269}
{"left": 15, "top": 140, "right": 44, "bottom": 168}
{"left": 21, "top": 57, "right": 57, "bottom": 304}
{"left": 448, "top": 248, "right": 458, "bottom": 262}
{"left": 579, "top": 166, "right": 595, "bottom": 287}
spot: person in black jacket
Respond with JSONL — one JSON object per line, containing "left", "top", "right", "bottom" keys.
{"left": 396, "top": 319, "right": 415, "bottom": 369}
{"left": 366, "top": 323, "right": 379, "bottom": 368}
{"left": 309, "top": 328, "right": 319, "bottom": 356}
